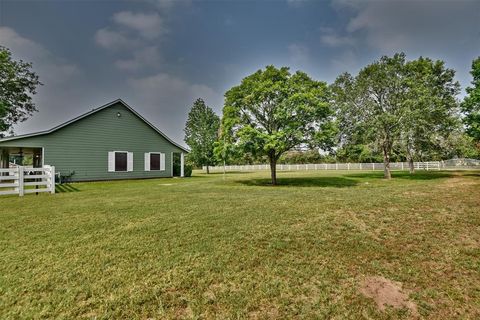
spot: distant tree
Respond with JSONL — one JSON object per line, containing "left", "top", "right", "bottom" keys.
{"left": 184, "top": 98, "right": 220, "bottom": 173}
{"left": 401, "top": 57, "right": 460, "bottom": 172}
{"left": 332, "top": 54, "right": 409, "bottom": 179}
{"left": 335, "top": 143, "right": 384, "bottom": 163}
{"left": 220, "top": 65, "right": 333, "bottom": 185}
{"left": 462, "top": 57, "right": 480, "bottom": 147}
{"left": 0, "top": 46, "right": 41, "bottom": 137}
{"left": 440, "top": 130, "right": 480, "bottom": 159}
{"left": 332, "top": 53, "right": 461, "bottom": 179}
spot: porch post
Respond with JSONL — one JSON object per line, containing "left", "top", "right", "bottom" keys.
{"left": 0, "top": 148, "right": 8, "bottom": 169}
{"left": 180, "top": 152, "right": 185, "bottom": 177}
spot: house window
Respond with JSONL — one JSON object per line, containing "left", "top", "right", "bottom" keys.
{"left": 108, "top": 151, "right": 133, "bottom": 172}
{"left": 150, "top": 153, "right": 160, "bottom": 171}
{"left": 115, "top": 152, "right": 127, "bottom": 172}
{"left": 144, "top": 152, "right": 165, "bottom": 171}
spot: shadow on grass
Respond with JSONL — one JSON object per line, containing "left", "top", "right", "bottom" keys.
{"left": 454, "top": 171, "right": 480, "bottom": 178}
{"left": 237, "top": 176, "right": 358, "bottom": 188}
{"left": 56, "top": 184, "right": 80, "bottom": 193}
{"left": 344, "top": 171, "right": 454, "bottom": 180}
{"left": 193, "top": 171, "right": 252, "bottom": 177}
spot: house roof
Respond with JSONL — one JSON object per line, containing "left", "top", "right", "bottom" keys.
{"left": 0, "top": 99, "right": 189, "bottom": 153}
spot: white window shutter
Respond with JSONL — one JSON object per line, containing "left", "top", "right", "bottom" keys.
{"left": 144, "top": 153, "right": 150, "bottom": 171}
{"left": 108, "top": 152, "right": 115, "bottom": 172}
{"left": 160, "top": 153, "right": 165, "bottom": 171}
{"left": 127, "top": 152, "right": 134, "bottom": 172}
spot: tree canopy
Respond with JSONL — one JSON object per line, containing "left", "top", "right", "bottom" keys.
{"left": 184, "top": 98, "right": 220, "bottom": 173}
{"left": 400, "top": 57, "right": 460, "bottom": 171}
{"left": 0, "top": 46, "right": 41, "bottom": 137}
{"left": 462, "top": 57, "right": 480, "bottom": 144}
{"left": 220, "top": 65, "right": 334, "bottom": 185}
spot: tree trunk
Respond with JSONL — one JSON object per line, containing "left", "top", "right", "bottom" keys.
{"left": 382, "top": 144, "right": 392, "bottom": 180}
{"left": 406, "top": 140, "right": 415, "bottom": 174}
{"left": 269, "top": 154, "right": 277, "bottom": 186}
{"left": 408, "top": 157, "right": 414, "bottom": 174}
{"left": 206, "top": 165, "right": 210, "bottom": 174}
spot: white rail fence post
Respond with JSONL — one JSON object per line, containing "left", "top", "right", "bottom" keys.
{"left": 18, "top": 166, "right": 24, "bottom": 196}
{"left": 50, "top": 166, "right": 56, "bottom": 194}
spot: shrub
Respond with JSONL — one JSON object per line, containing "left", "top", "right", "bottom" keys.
{"left": 184, "top": 164, "right": 193, "bottom": 177}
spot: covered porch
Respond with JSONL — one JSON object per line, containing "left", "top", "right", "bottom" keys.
{"left": 0, "top": 147, "right": 43, "bottom": 169}
{"left": 172, "top": 152, "right": 185, "bottom": 177}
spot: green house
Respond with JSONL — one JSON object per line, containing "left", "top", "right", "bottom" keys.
{"left": 0, "top": 99, "right": 188, "bottom": 181}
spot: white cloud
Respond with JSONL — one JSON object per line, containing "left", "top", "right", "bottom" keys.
{"left": 94, "top": 10, "right": 168, "bottom": 71}
{"left": 115, "top": 46, "right": 162, "bottom": 71}
{"left": 0, "top": 27, "right": 79, "bottom": 85}
{"left": 288, "top": 44, "right": 310, "bottom": 67}
{"left": 94, "top": 28, "right": 133, "bottom": 49}
{"left": 113, "top": 11, "right": 165, "bottom": 39}
{"left": 0, "top": 27, "right": 48, "bottom": 57}
{"left": 320, "top": 27, "right": 355, "bottom": 47}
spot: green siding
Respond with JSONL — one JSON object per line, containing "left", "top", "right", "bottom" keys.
{"left": 0, "top": 103, "right": 185, "bottom": 181}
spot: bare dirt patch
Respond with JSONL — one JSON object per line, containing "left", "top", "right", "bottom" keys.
{"left": 248, "top": 304, "right": 280, "bottom": 319}
{"left": 359, "top": 276, "right": 418, "bottom": 316}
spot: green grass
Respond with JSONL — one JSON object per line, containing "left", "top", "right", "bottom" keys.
{"left": 1, "top": 170, "right": 479, "bottom": 319}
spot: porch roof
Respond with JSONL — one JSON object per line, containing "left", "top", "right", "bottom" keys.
{"left": 0, "top": 147, "right": 42, "bottom": 154}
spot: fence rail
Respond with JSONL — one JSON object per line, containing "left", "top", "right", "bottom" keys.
{"left": 203, "top": 161, "right": 463, "bottom": 172}
{"left": 0, "top": 166, "right": 55, "bottom": 197}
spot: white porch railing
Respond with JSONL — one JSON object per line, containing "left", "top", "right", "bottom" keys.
{"left": 0, "top": 165, "right": 55, "bottom": 196}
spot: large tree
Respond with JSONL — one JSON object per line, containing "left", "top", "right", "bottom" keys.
{"left": 184, "top": 98, "right": 220, "bottom": 173}
{"left": 332, "top": 54, "right": 409, "bottom": 179}
{"left": 220, "top": 65, "right": 333, "bottom": 185}
{"left": 400, "top": 57, "right": 460, "bottom": 172}
{"left": 462, "top": 57, "right": 480, "bottom": 146}
{"left": 332, "top": 53, "right": 460, "bottom": 179}
{"left": 0, "top": 46, "right": 41, "bottom": 137}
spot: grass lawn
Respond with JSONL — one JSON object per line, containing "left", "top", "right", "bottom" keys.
{"left": 1, "top": 170, "right": 479, "bottom": 319}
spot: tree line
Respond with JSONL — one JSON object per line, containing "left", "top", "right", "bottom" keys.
{"left": 184, "top": 53, "right": 480, "bottom": 184}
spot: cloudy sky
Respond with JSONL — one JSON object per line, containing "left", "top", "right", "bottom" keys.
{"left": 1, "top": 0, "right": 479, "bottom": 145}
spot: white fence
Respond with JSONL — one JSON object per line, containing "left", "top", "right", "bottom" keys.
{"left": 204, "top": 161, "right": 443, "bottom": 172}
{"left": 0, "top": 166, "right": 55, "bottom": 197}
